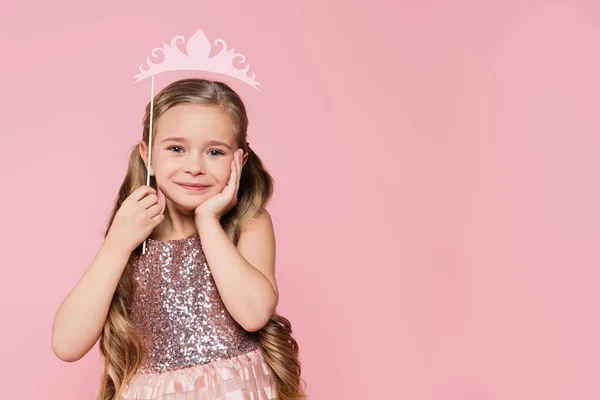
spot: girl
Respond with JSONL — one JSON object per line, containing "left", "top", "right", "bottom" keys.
{"left": 51, "top": 79, "right": 306, "bottom": 399}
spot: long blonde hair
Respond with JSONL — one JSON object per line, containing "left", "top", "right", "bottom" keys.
{"left": 97, "top": 79, "right": 306, "bottom": 399}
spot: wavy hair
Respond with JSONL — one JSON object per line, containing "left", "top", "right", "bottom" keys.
{"left": 97, "top": 79, "right": 306, "bottom": 399}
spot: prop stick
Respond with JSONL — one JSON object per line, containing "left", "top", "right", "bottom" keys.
{"left": 142, "top": 74, "right": 155, "bottom": 255}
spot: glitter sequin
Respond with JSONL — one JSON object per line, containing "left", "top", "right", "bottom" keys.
{"left": 129, "top": 231, "right": 260, "bottom": 374}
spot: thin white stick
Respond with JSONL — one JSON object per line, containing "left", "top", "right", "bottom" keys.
{"left": 142, "top": 74, "right": 155, "bottom": 255}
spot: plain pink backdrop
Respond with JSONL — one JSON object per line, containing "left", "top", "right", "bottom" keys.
{"left": 1, "top": 0, "right": 600, "bottom": 399}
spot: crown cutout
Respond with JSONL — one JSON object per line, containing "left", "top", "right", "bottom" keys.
{"left": 134, "top": 28, "right": 260, "bottom": 90}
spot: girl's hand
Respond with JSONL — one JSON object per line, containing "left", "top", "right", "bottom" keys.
{"left": 195, "top": 149, "right": 244, "bottom": 222}
{"left": 106, "top": 185, "right": 165, "bottom": 253}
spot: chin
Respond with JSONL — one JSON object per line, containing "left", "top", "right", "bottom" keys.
{"left": 179, "top": 196, "right": 207, "bottom": 208}
{"left": 161, "top": 190, "right": 205, "bottom": 210}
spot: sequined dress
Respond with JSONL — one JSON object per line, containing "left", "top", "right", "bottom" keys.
{"left": 119, "top": 231, "right": 278, "bottom": 399}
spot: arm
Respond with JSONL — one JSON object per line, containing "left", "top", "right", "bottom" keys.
{"left": 197, "top": 209, "right": 279, "bottom": 332}
{"left": 51, "top": 238, "right": 131, "bottom": 362}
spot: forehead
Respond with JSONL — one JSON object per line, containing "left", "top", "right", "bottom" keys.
{"left": 154, "top": 104, "right": 235, "bottom": 143}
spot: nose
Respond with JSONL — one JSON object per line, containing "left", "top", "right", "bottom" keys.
{"left": 183, "top": 151, "right": 205, "bottom": 175}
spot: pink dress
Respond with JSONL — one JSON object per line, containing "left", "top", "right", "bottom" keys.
{"left": 119, "top": 231, "right": 278, "bottom": 399}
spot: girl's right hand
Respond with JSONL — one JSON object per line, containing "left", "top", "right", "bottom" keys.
{"left": 106, "top": 185, "right": 165, "bottom": 253}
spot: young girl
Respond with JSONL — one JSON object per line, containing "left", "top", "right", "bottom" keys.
{"left": 51, "top": 79, "right": 306, "bottom": 399}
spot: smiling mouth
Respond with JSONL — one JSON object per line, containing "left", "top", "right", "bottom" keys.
{"left": 177, "top": 183, "right": 210, "bottom": 191}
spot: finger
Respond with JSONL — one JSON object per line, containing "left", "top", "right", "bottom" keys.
{"left": 223, "top": 182, "right": 235, "bottom": 202}
{"left": 139, "top": 193, "right": 159, "bottom": 209}
{"left": 151, "top": 213, "right": 165, "bottom": 225}
{"left": 223, "top": 163, "right": 237, "bottom": 200}
{"left": 233, "top": 155, "right": 241, "bottom": 198}
{"left": 233, "top": 158, "right": 240, "bottom": 193}
{"left": 146, "top": 203, "right": 163, "bottom": 218}
{"left": 228, "top": 159, "right": 236, "bottom": 186}
{"left": 131, "top": 185, "right": 156, "bottom": 201}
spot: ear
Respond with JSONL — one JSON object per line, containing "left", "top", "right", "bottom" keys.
{"left": 139, "top": 141, "right": 155, "bottom": 176}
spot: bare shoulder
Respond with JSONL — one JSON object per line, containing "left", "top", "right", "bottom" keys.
{"left": 241, "top": 207, "right": 275, "bottom": 233}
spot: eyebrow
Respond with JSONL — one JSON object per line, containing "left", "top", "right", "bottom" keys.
{"left": 160, "top": 137, "right": 233, "bottom": 150}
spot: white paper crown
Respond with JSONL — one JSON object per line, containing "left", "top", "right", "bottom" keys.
{"left": 134, "top": 28, "right": 260, "bottom": 90}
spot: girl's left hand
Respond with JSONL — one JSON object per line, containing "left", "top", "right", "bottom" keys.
{"left": 195, "top": 149, "right": 244, "bottom": 222}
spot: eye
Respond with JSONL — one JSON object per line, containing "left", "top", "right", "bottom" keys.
{"left": 167, "top": 146, "right": 224, "bottom": 156}
{"left": 167, "top": 145, "right": 184, "bottom": 153}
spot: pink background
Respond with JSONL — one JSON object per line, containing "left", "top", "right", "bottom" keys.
{"left": 1, "top": 0, "right": 600, "bottom": 398}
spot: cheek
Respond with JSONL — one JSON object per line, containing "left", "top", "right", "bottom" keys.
{"left": 153, "top": 157, "right": 178, "bottom": 178}
{"left": 215, "top": 163, "right": 232, "bottom": 182}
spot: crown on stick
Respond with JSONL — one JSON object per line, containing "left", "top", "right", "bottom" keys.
{"left": 134, "top": 28, "right": 260, "bottom": 90}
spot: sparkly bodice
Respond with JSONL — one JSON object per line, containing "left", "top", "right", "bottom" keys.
{"left": 129, "top": 230, "right": 260, "bottom": 374}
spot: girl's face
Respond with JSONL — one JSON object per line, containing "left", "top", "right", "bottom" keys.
{"left": 144, "top": 103, "right": 240, "bottom": 212}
